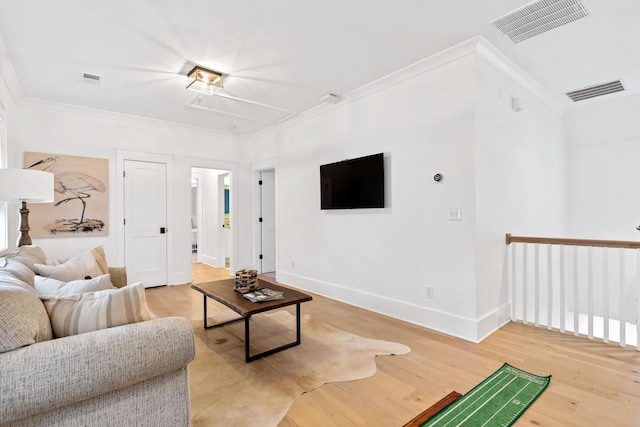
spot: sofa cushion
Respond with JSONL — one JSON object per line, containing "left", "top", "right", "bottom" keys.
{"left": 0, "top": 245, "right": 47, "bottom": 270}
{"left": 45, "top": 245, "right": 109, "bottom": 274}
{"left": 41, "top": 282, "right": 152, "bottom": 337}
{"left": 0, "top": 284, "right": 54, "bottom": 353}
{"left": 35, "top": 252, "right": 103, "bottom": 282}
{"left": 35, "top": 273, "right": 113, "bottom": 296}
{"left": 0, "top": 257, "right": 36, "bottom": 286}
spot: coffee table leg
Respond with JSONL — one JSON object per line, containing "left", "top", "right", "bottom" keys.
{"left": 203, "top": 295, "right": 207, "bottom": 329}
{"left": 245, "top": 303, "right": 303, "bottom": 363}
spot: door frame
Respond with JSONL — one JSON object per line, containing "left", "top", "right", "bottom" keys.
{"left": 116, "top": 150, "right": 174, "bottom": 280}
{"left": 186, "top": 157, "right": 237, "bottom": 278}
{"left": 252, "top": 158, "right": 278, "bottom": 276}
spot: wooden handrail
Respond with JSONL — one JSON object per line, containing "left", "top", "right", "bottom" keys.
{"left": 505, "top": 233, "right": 640, "bottom": 249}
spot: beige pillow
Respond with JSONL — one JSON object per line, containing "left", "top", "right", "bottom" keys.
{"left": 34, "top": 251, "right": 103, "bottom": 282}
{"left": 0, "top": 284, "right": 53, "bottom": 353}
{"left": 45, "top": 245, "right": 109, "bottom": 274}
{"left": 34, "top": 274, "right": 112, "bottom": 296}
{"left": 41, "top": 282, "right": 151, "bottom": 337}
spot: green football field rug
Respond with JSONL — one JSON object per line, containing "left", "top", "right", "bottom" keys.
{"left": 421, "top": 363, "right": 551, "bottom": 427}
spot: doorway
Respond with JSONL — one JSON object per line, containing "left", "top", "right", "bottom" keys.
{"left": 123, "top": 159, "right": 168, "bottom": 287}
{"left": 191, "top": 167, "right": 231, "bottom": 277}
{"left": 259, "top": 168, "right": 276, "bottom": 273}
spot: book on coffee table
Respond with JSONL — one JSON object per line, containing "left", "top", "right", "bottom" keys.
{"left": 243, "top": 288, "right": 284, "bottom": 303}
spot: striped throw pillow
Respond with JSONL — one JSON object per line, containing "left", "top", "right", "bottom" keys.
{"left": 41, "top": 282, "right": 151, "bottom": 337}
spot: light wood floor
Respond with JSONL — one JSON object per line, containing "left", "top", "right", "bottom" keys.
{"left": 146, "top": 265, "right": 640, "bottom": 426}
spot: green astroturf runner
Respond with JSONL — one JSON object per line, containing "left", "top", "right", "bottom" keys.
{"left": 422, "top": 363, "right": 551, "bottom": 427}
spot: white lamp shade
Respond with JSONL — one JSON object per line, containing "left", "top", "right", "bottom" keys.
{"left": 0, "top": 168, "right": 54, "bottom": 203}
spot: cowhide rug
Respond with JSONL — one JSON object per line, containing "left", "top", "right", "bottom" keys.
{"left": 188, "top": 310, "right": 410, "bottom": 427}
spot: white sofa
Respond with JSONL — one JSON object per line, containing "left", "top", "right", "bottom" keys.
{"left": 0, "top": 246, "right": 196, "bottom": 426}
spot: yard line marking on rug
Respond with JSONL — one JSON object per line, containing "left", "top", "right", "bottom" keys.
{"left": 421, "top": 363, "right": 551, "bottom": 427}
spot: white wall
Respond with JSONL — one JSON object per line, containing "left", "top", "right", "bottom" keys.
{"left": 474, "top": 56, "right": 568, "bottom": 339}
{"left": 565, "top": 93, "right": 640, "bottom": 241}
{"left": 247, "top": 41, "right": 568, "bottom": 342}
{"left": 5, "top": 100, "right": 250, "bottom": 284}
{"left": 250, "top": 54, "right": 480, "bottom": 340}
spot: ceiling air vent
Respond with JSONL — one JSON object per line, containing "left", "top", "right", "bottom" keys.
{"left": 566, "top": 80, "right": 625, "bottom": 102}
{"left": 81, "top": 72, "right": 102, "bottom": 84}
{"left": 491, "top": 0, "right": 591, "bottom": 44}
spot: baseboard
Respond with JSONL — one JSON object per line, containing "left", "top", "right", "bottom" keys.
{"left": 278, "top": 271, "right": 493, "bottom": 343}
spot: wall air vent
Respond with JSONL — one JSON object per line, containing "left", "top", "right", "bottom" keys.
{"left": 491, "top": 0, "right": 591, "bottom": 44}
{"left": 566, "top": 80, "right": 625, "bottom": 102}
{"left": 81, "top": 72, "right": 102, "bottom": 84}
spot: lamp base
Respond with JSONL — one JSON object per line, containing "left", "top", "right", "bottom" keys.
{"left": 18, "top": 200, "right": 32, "bottom": 247}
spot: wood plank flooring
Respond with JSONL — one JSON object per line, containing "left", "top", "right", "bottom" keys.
{"left": 145, "top": 265, "right": 640, "bottom": 426}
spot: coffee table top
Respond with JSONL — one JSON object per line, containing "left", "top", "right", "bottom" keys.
{"left": 191, "top": 278, "right": 312, "bottom": 317}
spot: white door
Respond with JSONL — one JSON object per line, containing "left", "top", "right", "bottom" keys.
{"left": 260, "top": 170, "right": 276, "bottom": 273}
{"left": 124, "top": 160, "right": 167, "bottom": 287}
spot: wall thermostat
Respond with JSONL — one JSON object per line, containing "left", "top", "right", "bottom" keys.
{"left": 433, "top": 173, "right": 444, "bottom": 183}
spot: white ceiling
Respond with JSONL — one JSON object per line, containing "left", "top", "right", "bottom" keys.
{"left": 0, "top": 0, "right": 638, "bottom": 135}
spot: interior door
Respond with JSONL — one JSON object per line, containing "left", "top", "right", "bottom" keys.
{"left": 260, "top": 169, "right": 276, "bottom": 273}
{"left": 124, "top": 160, "right": 168, "bottom": 287}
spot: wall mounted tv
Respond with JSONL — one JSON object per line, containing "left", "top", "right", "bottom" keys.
{"left": 320, "top": 153, "right": 384, "bottom": 210}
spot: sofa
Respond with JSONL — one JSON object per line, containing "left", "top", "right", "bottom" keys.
{"left": 0, "top": 245, "right": 196, "bottom": 426}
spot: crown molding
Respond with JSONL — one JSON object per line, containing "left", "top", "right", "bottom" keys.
{"left": 252, "top": 36, "right": 567, "bottom": 141}
{"left": 17, "top": 96, "right": 247, "bottom": 139}
{"left": 474, "top": 37, "right": 568, "bottom": 113}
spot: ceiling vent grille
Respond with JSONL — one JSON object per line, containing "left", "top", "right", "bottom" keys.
{"left": 491, "top": 0, "right": 591, "bottom": 43}
{"left": 566, "top": 80, "right": 625, "bottom": 102}
{"left": 82, "top": 72, "right": 102, "bottom": 84}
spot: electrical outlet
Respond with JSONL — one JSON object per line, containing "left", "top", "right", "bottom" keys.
{"left": 448, "top": 208, "right": 462, "bottom": 221}
{"left": 291, "top": 260, "right": 296, "bottom": 270}
{"left": 425, "top": 286, "right": 434, "bottom": 299}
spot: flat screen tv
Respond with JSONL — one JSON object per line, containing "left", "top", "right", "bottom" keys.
{"left": 320, "top": 153, "right": 384, "bottom": 210}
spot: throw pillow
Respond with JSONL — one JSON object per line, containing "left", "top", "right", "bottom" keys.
{"left": 0, "top": 284, "right": 53, "bottom": 353}
{"left": 34, "top": 274, "right": 112, "bottom": 296}
{"left": 34, "top": 251, "right": 103, "bottom": 282}
{"left": 0, "top": 245, "right": 47, "bottom": 270}
{"left": 41, "top": 282, "right": 152, "bottom": 337}
{"left": 44, "top": 245, "right": 109, "bottom": 275}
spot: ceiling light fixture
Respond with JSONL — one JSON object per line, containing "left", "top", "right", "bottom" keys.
{"left": 186, "top": 65, "right": 224, "bottom": 95}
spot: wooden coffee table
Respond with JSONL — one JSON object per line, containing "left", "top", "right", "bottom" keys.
{"left": 191, "top": 278, "right": 312, "bottom": 362}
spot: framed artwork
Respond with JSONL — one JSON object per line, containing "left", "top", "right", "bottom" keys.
{"left": 23, "top": 152, "right": 109, "bottom": 238}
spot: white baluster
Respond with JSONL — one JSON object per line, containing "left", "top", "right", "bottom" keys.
{"left": 603, "top": 249, "right": 609, "bottom": 344}
{"left": 547, "top": 244, "right": 553, "bottom": 330}
{"left": 523, "top": 244, "right": 528, "bottom": 325}
{"left": 535, "top": 244, "right": 540, "bottom": 327}
{"left": 573, "top": 246, "right": 579, "bottom": 337}
{"left": 560, "top": 245, "right": 565, "bottom": 334}
{"left": 620, "top": 249, "right": 626, "bottom": 348}
{"left": 588, "top": 246, "right": 594, "bottom": 340}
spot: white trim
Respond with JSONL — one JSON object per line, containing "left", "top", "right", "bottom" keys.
{"left": 185, "top": 156, "right": 238, "bottom": 278}
{"left": 251, "top": 36, "right": 566, "bottom": 140}
{"left": 115, "top": 150, "right": 175, "bottom": 284}
{"left": 18, "top": 96, "right": 240, "bottom": 138}
{"left": 278, "top": 271, "right": 486, "bottom": 343}
{"left": 251, "top": 158, "right": 278, "bottom": 277}
{"left": 474, "top": 38, "right": 567, "bottom": 113}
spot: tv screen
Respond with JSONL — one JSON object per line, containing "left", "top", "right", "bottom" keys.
{"left": 320, "top": 153, "right": 384, "bottom": 209}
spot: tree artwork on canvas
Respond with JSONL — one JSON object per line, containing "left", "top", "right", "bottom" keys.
{"left": 24, "top": 152, "right": 108, "bottom": 237}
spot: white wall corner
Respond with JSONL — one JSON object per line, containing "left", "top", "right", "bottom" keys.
{"left": 473, "top": 37, "right": 567, "bottom": 114}
{"left": 0, "top": 35, "right": 23, "bottom": 103}
{"left": 475, "top": 303, "right": 512, "bottom": 343}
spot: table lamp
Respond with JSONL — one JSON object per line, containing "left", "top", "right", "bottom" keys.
{"left": 0, "top": 168, "right": 54, "bottom": 246}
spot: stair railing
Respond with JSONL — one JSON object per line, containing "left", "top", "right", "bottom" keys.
{"left": 505, "top": 233, "right": 640, "bottom": 350}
